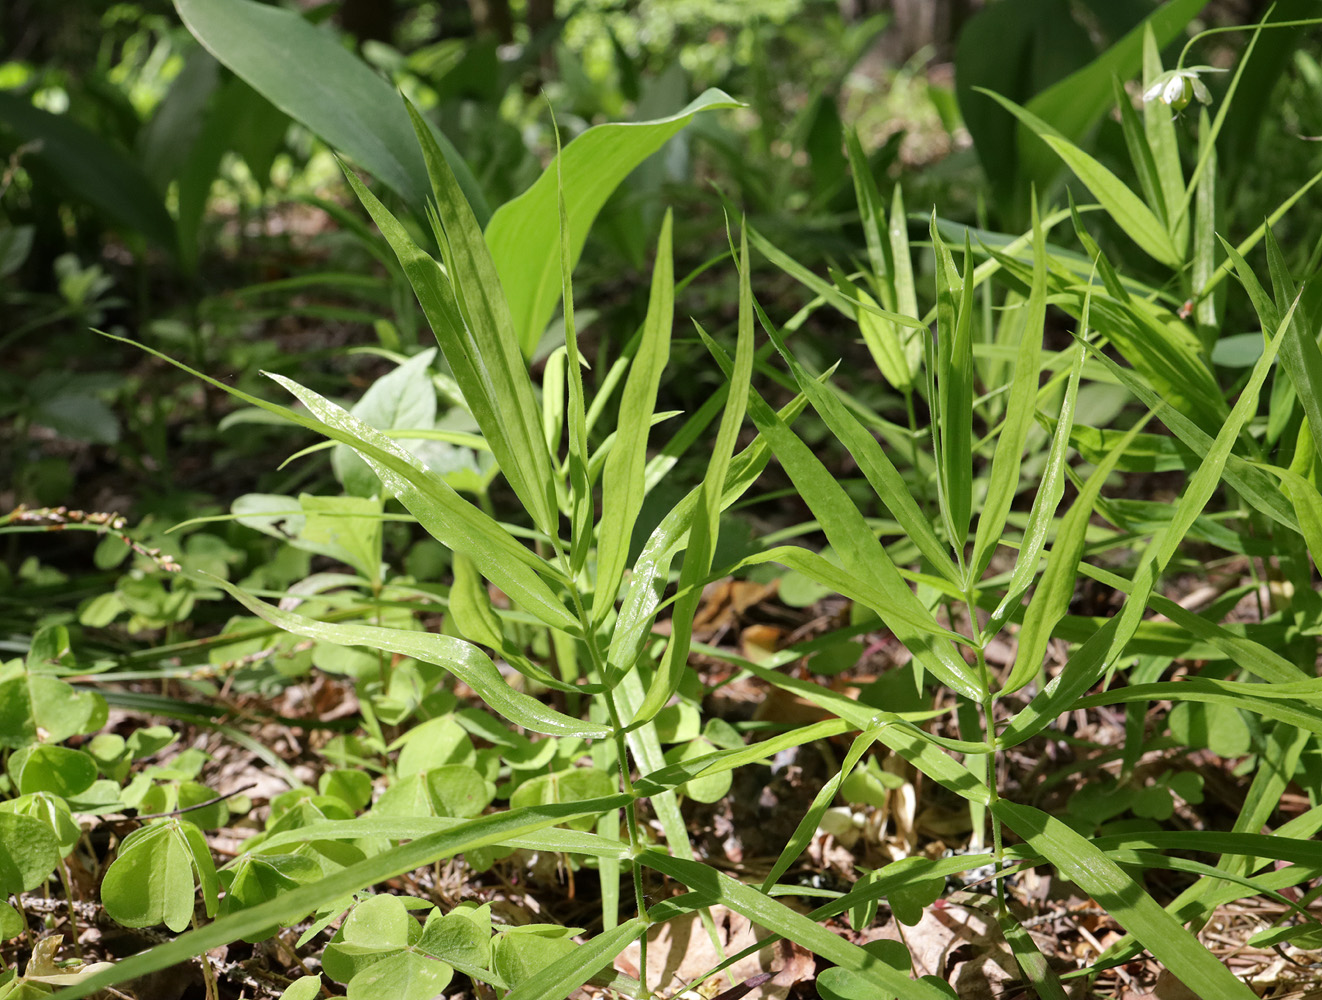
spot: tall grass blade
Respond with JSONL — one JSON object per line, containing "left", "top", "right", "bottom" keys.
{"left": 593, "top": 214, "right": 674, "bottom": 624}
{"left": 631, "top": 226, "right": 753, "bottom": 725}
{"left": 930, "top": 218, "right": 975, "bottom": 560}
{"left": 1142, "top": 25, "right": 1188, "bottom": 252}
{"left": 340, "top": 160, "right": 556, "bottom": 538}
{"left": 404, "top": 101, "right": 559, "bottom": 537}
{"left": 755, "top": 301, "right": 959, "bottom": 586}
{"left": 553, "top": 113, "right": 593, "bottom": 576}
{"left": 214, "top": 579, "right": 608, "bottom": 738}
{"left": 1004, "top": 417, "right": 1152, "bottom": 696}
{"left": 977, "top": 89, "right": 1181, "bottom": 267}
{"left": 500, "top": 918, "right": 646, "bottom": 1000}
{"left": 640, "top": 852, "right": 960, "bottom": 1000}
{"left": 971, "top": 194, "right": 1047, "bottom": 580}
{"left": 996, "top": 802, "right": 1254, "bottom": 1000}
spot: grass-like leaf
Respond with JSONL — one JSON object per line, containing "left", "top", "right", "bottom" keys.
{"left": 977, "top": 88, "right": 1181, "bottom": 267}
{"left": 755, "top": 301, "right": 959, "bottom": 586}
{"left": 971, "top": 194, "right": 1048, "bottom": 581}
{"left": 640, "top": 852, "right": 959, "bottom": 1000}
{"left": 269, "top": 372, "right": 580, "bottom": 634}
{"left": 593, "top": 214, "right": 675, "bottom": 624}
{"left": 213, "top": 578, "right": 609, "bottom": 739}
{"left": 500, "top": 918, "right": 646, "bottom": 1000}
{"left": 404, "top": 101, "right": 560, "bottom": 538}
{"left": 632, "top": 226, "right": 754, "bottom": 725}
{"left": 996, "top": 801, "right": 1257, "bottom": 999}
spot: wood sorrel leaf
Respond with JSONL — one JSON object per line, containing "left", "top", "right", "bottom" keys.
{"left": 0, "top": 812, "right": 60, "bottom": 896}
{"left": 102, "top": 819, "right": 215, "bottom": 933}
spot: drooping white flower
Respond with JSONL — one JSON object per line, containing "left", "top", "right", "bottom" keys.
{"left": 1141, "top": 67, "right": 1222, "bottom": 110}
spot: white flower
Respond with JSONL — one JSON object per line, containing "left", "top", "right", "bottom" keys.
{"left": 1141, "top": 67, "right": 1221, "bottom": 110}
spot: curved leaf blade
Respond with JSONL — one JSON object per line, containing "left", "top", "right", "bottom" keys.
{"left": 173, "top": 0, "right": 486, "bottom": 219}
{"left": 485, "top": 89, "right": 743, "bottom": 355}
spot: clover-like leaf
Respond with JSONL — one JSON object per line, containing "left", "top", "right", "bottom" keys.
{"left": 12, "top": 744, "right": 77, "bottom": 798}
{"left": 346, "top": 950, "right": 453, "bottom": 1000}
{"left": 0, "top": 812, "right": 60, "bottom": 896}
{"left": 0, "top": 793, "right": 81, "bottom": 857}
{"left": 101, "top": 819, "right": 217, "bottom": 932}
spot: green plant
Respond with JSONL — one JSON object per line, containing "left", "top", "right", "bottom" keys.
{"left": 7, "top": 8, "right": 1322, "bottom": 1000}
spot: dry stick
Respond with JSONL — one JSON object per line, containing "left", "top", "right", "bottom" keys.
{"left": 129, "top": 782, "right": 259, "bottom": 821}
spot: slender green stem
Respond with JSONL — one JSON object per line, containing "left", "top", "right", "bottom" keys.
{"left": 1176, "top": 16, "right": 1322, "bottom": 71}
{"left": 56, "top": 859, "right": 81, "bottom": 959}
{"left": 981, "top": 691, "right": 1007, "bottom": 915}
{"left": 566, "top": 585, "right": 652, "bottom": 995}
{"left": 191, "top": 912, "right": 219, "bottom": 1000}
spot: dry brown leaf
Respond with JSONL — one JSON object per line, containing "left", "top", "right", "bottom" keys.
{"left": 740, "top": 624, "right": 786, "bottom": 663}
{"left": 614, "top": 905, "right": 812, "bottom": 1000}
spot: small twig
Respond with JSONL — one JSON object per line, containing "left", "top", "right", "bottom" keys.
{"left": 130, "top": 782, "right": 258, "bottom": 820}
{"left": 3, "top": 505, "right": 181, "bottom": 573}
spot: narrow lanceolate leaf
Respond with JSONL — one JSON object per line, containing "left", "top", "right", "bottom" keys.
{"left": 1113, "top": 75, "right": 1167, "bottom": 236}
{"left": 593, "top": 214, "right": 674, "bottom": 624}
{"left": 1143, "top": 24, "right": 1188, "bottom": 253}
{"left": 889, "top": 185, "right": 920, "bottom": 319}
{"left": 931, "top": 218, "right": 975, "bottom": 559}
{"left": 1003, "top": 416, "right": 1152, "bottom": 696}
{"left": 347, "top": 116, "right": 558, "bottom": 539}
{"left": 51, "top": 796, "right": 633, "bottom": 1000}
{"left": 1072, "top": 679, "right": 1322, "bottom": 736}
{"left": 485, "top": 89, "right": 742, "bottom": 356}
{"left": 500, "top": 919, "right": 646, "bottom": 1000}
{"left": 1266, "top": 463, "right": 1322, "bottom": 571}
{"left": 640, "top": 852, "right": 959, "bottom": 1000}
{"left": 99, "top": 334, "right": 576, "bottom": 634}
{"left": 996, "top": 802, "right": 1257, "bottom": 1000}
{"left": 214, "top": 579, "right": 607, "bottom": 739}
{"left": 734, "top": 379, "right": 983, "bottom": 700}
{"left": 1043, "top": 131, "right": 1181, "bottom": 267}
{"left": 631, "top": 226, "right": 753, "bottom": 726}
{"left": 847, "top": 129, "right": 888, "bottom": 289}
{"left": 1264, "top": 226, "right": 1322, "bottom": 470}
{"left": 268, "top": 372, "right": 579, "bottom": 635}
{"left": 1097, "top": 355, "right": 1298, "bottom": 531}
{"left": 846, "top": 131, "right": 916, "bottom": 391}
{"left": 606, "top": 391, "right": 811, "bottom": 683}
{"left": 734, "top": 657, "right": 989, "bottom": 805}
{"left": 1192, "top": 122, "right": 1219, "bottom": 346}
{"left": 746, "top": 223, "right": 927, "bottom": 331}
{"left": 554, "top": 115, "right": 593, "bottom": 577}
{"left": 761, "top": 728, "right": 884, "bottom": 892}
{"left": 1148, "top": 291, "right": 1299, "bottom": 573}
{"left": 755, "top": 301, "right": 959, "bottom": 586}
{"left": 1004, "top": 295, "right": 1301, "bottom": 743}
{"left": 976, "top": 89, "right": 1180, "bottom": 268}
{"left": 985, "top": 339, "right": 1086, "bottom": 639}
{"left": 999, "top": 912, "right": 1069, "bottom": 1000}
{"left": 971, "top": 193, "right": 1048, "bottom": 580}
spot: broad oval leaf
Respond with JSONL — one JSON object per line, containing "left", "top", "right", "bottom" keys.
{"left": 485, "top": 89, "right": 742, "bottom": 355}
{"left": 173, "top": 0, "right": 485, "bottom": 218}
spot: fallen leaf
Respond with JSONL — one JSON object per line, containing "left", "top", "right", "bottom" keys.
{"left": 615, "top": 905, "right": 812, "bottom": 999}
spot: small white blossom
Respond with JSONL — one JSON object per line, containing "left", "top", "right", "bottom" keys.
{"left": 1141, "top": 67, "right": 1221, "bottom": 110}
